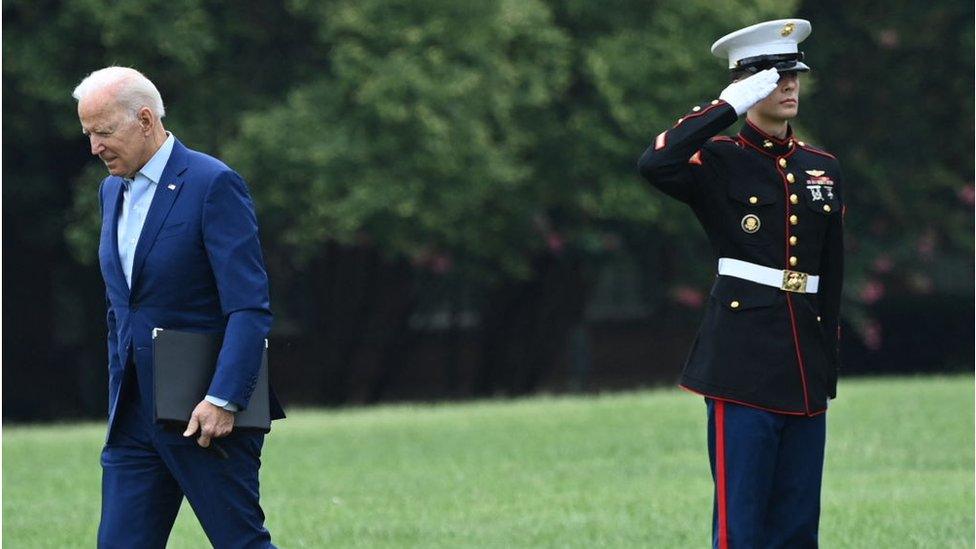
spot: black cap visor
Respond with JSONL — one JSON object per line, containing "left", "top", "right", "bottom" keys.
{"left": 735, "top": 52, "right": 809, "bottom": 73}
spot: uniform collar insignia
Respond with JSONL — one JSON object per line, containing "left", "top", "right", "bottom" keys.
{"left": 739, "top": 119, "right": 795, "bottom": 157}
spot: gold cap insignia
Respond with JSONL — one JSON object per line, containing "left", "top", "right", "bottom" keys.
{"left": 781, "top": 23, "right": 796, "bottom": 37}
{"left": 763, "top": 139, "right": 773, "bottom": 149}
{"left": 741, "top": 214, "right": 761, "bottom": 234}
{"left": 805, "top": 169, "right": 825, "bottom": 177}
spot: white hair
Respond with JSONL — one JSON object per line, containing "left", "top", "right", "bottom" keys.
{"left": 72, "top": 66, "right": 166, "bottom": 119}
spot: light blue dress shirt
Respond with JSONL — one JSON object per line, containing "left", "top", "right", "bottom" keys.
{"left": 118, "top": 134, "right": 173, "bottom": 286}
{"left": 118, "top": 133, "right": 237, "bottom": 412}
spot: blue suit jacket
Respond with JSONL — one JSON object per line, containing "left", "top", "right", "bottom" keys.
{"left": 98, "top": 139, "right": 284, "bottom": 438}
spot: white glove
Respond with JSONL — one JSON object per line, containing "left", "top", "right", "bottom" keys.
{"left": 719, "top": 68, "right": 780, "bottom": 116}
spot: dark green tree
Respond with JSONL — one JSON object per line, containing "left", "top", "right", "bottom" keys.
{"left": 4, "top": 0, "right": 970, "bottom": 419}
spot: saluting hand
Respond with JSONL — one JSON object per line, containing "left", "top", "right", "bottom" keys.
{"left": 184, "top": 400, "right": 235, "bottom": 448}
{"left": 719, "top": 67, "right": 780, "bottom": 116}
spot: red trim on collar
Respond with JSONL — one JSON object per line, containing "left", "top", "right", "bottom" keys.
{"left": 738, "top": 137, "right": 775, "bottom": 158}
{"left": 744, "top": 118, "right": 793, "bottom": 145}
{"left": 739, "top": 119, "right": 798, "bottom": 157}
{"left": 739, "top": 135, "right": 800, "bottom": 160}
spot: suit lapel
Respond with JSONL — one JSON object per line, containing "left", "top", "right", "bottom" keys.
{"left": 129, "top": 140, "right": 189, "bottom": 292}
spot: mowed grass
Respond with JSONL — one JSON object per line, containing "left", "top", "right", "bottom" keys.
{"left": 3, "top": 375, "right": 973, "bottom": 548}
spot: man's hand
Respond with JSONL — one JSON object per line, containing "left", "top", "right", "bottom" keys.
{"left": 719, "top": 68, "right": 780, "bottom": 116}
{"left": 183, "top": 400, "right": 235, "bottom": 448}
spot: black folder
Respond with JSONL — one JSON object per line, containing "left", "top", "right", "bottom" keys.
{"left": 152, "top": 328, "right": 271, "bottom": 432}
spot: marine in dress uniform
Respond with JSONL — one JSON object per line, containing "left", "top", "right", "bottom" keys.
{"left": 637, "top": 19, "right": 844, "bottom": 548}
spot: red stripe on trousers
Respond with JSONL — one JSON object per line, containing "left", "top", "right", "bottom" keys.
{"left": 716, "top": 400, "right": 729, "bottom": 549}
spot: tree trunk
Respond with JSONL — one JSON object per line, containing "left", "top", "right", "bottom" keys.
{"left": 475, "top": 253, "right": 590, "bottom": 396}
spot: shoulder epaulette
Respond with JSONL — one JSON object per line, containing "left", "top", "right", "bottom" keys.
{"left": 796, "top": 141, "right": 837, "bottom": 160}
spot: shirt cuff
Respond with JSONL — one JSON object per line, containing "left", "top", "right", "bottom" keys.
{"left": 204, "top": 394, "right": 239, "bottom": 412}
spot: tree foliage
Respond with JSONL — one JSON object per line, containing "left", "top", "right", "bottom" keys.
{"left": 227, "top": 0, "right": 571, "bottom": 280}
{"left": 3, "top": 0, "right": 971, "bottom": 418}
{"left": 798, "top": 1, "right": 974, "bottom": 324}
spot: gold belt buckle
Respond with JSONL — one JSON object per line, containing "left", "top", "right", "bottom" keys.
{"left": 781, "top": 270, "right": 808, "bottom": 293}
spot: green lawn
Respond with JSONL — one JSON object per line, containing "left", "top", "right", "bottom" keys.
{"left": 4, "top": 375, "right": 973, "bottom": 548}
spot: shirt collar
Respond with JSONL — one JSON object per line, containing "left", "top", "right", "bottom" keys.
{"left": 738, "top": 119, "right": 796, "bottom": 157}
{"left": 135, "top": 132, "right": 176, "bottom": 185}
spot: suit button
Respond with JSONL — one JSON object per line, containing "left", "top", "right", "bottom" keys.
{"left": 711, "top": 99, "right": 720, "bottom": 105}
{"left": 786, "top": 173, "right": 796, "bottom": 183}
{"left": 789, "top": 236, "right": 798, "bottom": 246}
{"left": 790, "top": 215, "right": 798, "bottom": 225}
{"left": 823, "top": 204, "right": 832, "bottom": 212}
{"left": 778, "top": 158, "right": 787, "bottom": 168}
{"left": 790, "top": 194, "right": 799, "bottom": 204}
{"left": 749, "top": 196, "right": 758, "bottom": 204}
{"left": 789, "top": 256, "right": 798, "bottom": 267}
{"left": 797, "top": 141, "right": 805, "bottom": 146}
{"left": 730, "top": 300, "right": 740, "bottom": 309}
{"left": 692, "top": 105, "right": 701, "bottom": 112}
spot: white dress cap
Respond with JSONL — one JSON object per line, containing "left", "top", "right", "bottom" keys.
{"left": 711, "top": 19, "right": 812, "bottom": 70}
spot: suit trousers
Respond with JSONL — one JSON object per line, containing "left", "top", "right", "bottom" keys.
{"left": 98, "top": 365, "right": 275, "bottom": 549}
{"left": 706, "top": 398, "right": 826, "bottom": 549}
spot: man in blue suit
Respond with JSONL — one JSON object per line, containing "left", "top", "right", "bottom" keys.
{"left": 74, "top": 66, "right": 283, "bottom": 548}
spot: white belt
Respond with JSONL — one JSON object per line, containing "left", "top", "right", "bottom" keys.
{"left": 718, "top": 258, "right": 820, "bottom": 294}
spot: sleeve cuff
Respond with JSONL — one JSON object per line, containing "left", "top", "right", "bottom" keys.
{"left": 204, "top": 394, "right": 240, "bottom": 412}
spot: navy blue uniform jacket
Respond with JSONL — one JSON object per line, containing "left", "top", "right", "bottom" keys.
{"left": 638, "top": 100, "right": 844, "bottom": 416}
{"left": 98, "top": 138, "right": 285, "bottom": 438}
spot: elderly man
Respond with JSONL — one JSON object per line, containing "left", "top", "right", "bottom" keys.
{"left": 75, "top": 66, "right": 283, "bottom": 548}
{"left": 638, "top": 20, "right": 844, "bottom": 548}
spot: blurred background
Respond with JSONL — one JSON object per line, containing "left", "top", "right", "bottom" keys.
{"left": 3, "top": 0, "right": 973, "bottom": 422}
